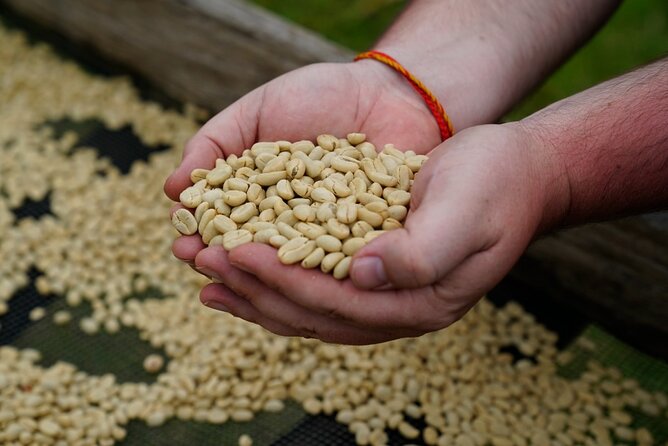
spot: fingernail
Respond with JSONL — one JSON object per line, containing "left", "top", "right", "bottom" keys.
{"left": 204, "top": 300, "right": 229, "bottom": 313}
{"left": 352, "top": 256, "right": 388, "bottom": 289}
{"left": 196, "top": 266, "right": 222, "bottom": 281}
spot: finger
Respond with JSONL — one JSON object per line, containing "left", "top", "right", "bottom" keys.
{"left": 200, "top": 283, "right": 300, "bottom": 337}
{"left": 227, "top": 243, "right": 447, "bottom": 332}
{"left": 350, "top": 155, "right": 497, "bottom": 290}
{"left": 196, "top": 246, "right": 408, "bottom": 344}
{"left": 164, "top": 89, "right": 264, "bottom": 201}
{"left": 169, "top": 203, "right": 186, "bottom": 217}
{"left": 172, "top": 235, "right": 205, "bottom": 263}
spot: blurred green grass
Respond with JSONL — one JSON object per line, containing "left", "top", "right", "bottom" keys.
{"left": 249, "top": 0, "right": 668, "bottom": 118}
{"left": 251, "top": 0, "right": 405, "bottom": 52}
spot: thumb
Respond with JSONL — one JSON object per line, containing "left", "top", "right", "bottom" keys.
{"left": 350, "top": 198, "right": 489, "bottom": 290}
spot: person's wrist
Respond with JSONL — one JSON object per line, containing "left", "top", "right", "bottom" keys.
{"left": 345, "top": 59, "right": 442, "bottom": 144}
{"left": 370, "top": 41, "right": 512, "bottom": 131}
{"left": 511, "top": 120, "right": 572, "bottom": 234}
{"left": 347, "top": 59, "right": 429, "bottom": 117}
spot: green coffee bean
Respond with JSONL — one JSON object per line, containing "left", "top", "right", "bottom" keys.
{"left": 387, "top": 205, "right": 407, "bottom": 221}
{"left": 273, "top": 198, "right": 291, "bottom": 215}
{"left": 254, "top": 228, "right": 279, "bottom": 244}
{"left": 311, "top": 187, "right": 336, "bottom": 203}
{"left": 275, "top": 210, "right": 298, "bottom": 227}
{"left": 342, "top": 238, "right": 366, "bottom": 256}
{"left": 295, "top": 222, "right": 327, "bottom": 240}
{"left": 286, "top": 159, "right": 306, "bottom": 179}
{"left": 288, "top": 198, "right": 311, "bottom": 208}
{"left": 388, "top": 190, "right": 411, "bottom": 206}
{"left": 202, "top": 188, "right": 224, "bottom": 205}
{"left": 346, "top": 132, "right": 366, "bottom": 145}
{"left": 293, "top": 204, "right": 315, "bottom": 222}
{"left": 396, "top": 165, "right": 412, "bottom": 191}
{"left": 222, "top": 190, "right": 247, "bottom": 207}
{"left": 235, "top": 166, "right": 255, "bottom": 181}
{"left": 316, "top": 134, "right": 339, "bottom": 151}
{"left": 336, "top": 203, "right": 357, "bottom": 224}
{"left": 380, "top": 153, "right": 402, "bottom": 174}
{"left": 326, "top": 218, "right": 350, "bottom": 240}
{"left": 222, "top": 229, "right": 253, "bottom": 250}
{"left": 180, "top": 187, "right": 203, "bottom": 208}
{"left": 230, "top": 202, "right": 258, "bottom": 224}
{"left": 214, "top": 198, "right": 231, "bottom": 216}
{"left": 309, "top": 146, "right": 326, "bottom": 161}
{"left": 194, "top": 202, "right": 211, "bottom": 222}
{"left": 198, "top": 209, "right": 217, "bottom": 235}
{"left": 278, "top": 237, "right": 316, "bottom": 264}
{"left": 290, "top": 140, "right": 315, "bottom": 155}
{"left": 351, "top": 221, "right": 373, "bottom": 238}
{"left": 382, "top": 218, "right": 403, "bottom": 230}
{"left": 331, "top": 156, "right": 360, "bottom": 173}
{"left": 301, "top": 247, "right": 325, "bottom": 269}
{"left": 190, "top": 168, "right": 210, "bottom": 183}
{"left": 357, "top": 207, "right": 384, "bottom": 228}
{"left": 206, "top": 165, "right": 233, "bottom": 186}
{"left": 365, "top": 201, "right": 388, "bottom": 214}
{"left": 276, "top": 179, "right": 294, "bottom": 200}
{"left": 316, "top": 203, "right": 337, "bottom": 222}
{"left": 269, "top": 234, "right": 289, "bottom": 248}
{"left": 262, "top": 156, "right": 287, "bottom": 173}
{"left": 277, "top": 222, "right": 303, "bottom": 240}
{"left": 321, "top": 252, "right": 346, "bottom": 274}
{"left": 202, "top": 220, "right": 219, "bottom": 244}
{"left": 246, "top": 183, "right": 265, "bottom": 205}
{"left": 406, "top": 154, "right": 428, "bottom": 172}
{"left": 368, "top": 182, "right": 383, "bottom": 197}
{"left": 316, "top": 234, "right": 343, "bottom": 252}
{"left": 254, "top": 152, "right": 275, "bottom": 171}
{"left": 332, "top": 256, "right": 352, "bottom": 279}
{"left": 172, "top": 209, "right": 198, "bottom": 235}
{"left": 259, "top": 209, "right": 276, "bottom": 222}
{"left": 224, "top": 178, "right": 249, "bottom": 192}
{"left": 250, "top": 142, "right": 279, "bottom": 157}
{"left": 256, "top": 171, "right": 287, "bottom": 186}
{"left": 290, "top": 179, "right": 312, "bottom": 198}
{"left": 213, "top": 215, "right": 237, "bottom": 234}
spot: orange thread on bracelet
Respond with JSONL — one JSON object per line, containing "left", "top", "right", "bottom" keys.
{"left": 355, "top": 50, "right": 454, "bottom": 141}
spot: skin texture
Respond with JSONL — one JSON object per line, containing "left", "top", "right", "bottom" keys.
{"left": 162, "top": 1, "right": 668, "bottom": 345}
{"left": 164, "top": 62, "right": 440, "bottom": 201}
{"left": 522, "top": 59, "right": 668, "bottom": 226}
{"left": 176, "top": 123, "right": 553, "bottom": 344}
{"left": 372, "top": 0, "right": 621, "bottom": 128}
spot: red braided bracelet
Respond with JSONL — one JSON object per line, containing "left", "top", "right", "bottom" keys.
{"left": 355, "top": 50, "right": 454, "bottom": 141}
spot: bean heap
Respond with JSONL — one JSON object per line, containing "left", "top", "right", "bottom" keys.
{"left": 1, "top": 22, "right": 667, "bottom": 446}
{"left": 174, "top": 135, "right": 427, "bottom": 278}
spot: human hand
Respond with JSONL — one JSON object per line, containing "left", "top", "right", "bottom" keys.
{"left": 164, "top": 60, "right": 441, "bottom": 203}
{"left": 175, "top": 123, "right": 565, "bottom": 344}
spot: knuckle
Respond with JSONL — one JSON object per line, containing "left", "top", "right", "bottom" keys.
{"left": 401, "top": 247, "right": 439, "bottom": 286}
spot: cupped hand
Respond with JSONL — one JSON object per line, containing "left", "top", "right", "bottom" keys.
{"left": 175, "top": 123, "right": 564, "bottom": 344}
{"left": 164, "top": 60, "right": 440, "bottom": 203}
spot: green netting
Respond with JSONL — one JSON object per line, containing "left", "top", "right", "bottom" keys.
{"left": 1, "top": 9, "right": 667, "bottom": 446}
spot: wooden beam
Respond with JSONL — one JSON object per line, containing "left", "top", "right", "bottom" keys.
{"left": 1, "top": 0, "right": 353, "bottom": 110}
{"left": 511, "top": 213, "right": 668, "bottom": 358}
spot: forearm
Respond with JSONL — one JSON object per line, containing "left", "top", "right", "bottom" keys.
{"left": 523, "top": 57, "right": 668, "bottom": 228}
{"left": 368, "top": 0, "right": 620, "bottom": 129}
